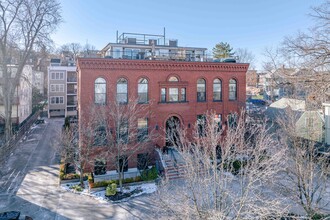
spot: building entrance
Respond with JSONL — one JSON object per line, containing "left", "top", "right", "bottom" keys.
{"left": 165, "top": 116, "right": 181, "bottom": 147}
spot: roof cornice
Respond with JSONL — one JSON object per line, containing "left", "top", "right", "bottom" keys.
{"left": 77, "top": 58, "right": 249, "bottom": 72}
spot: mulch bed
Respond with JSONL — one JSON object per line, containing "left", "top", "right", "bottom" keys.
{"left": 105, "top": 188, "right": 143, "bottom": 202}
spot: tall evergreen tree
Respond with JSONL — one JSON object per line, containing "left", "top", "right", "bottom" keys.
{"left": 212, "top": 42, "right": 235, "bottom": 59}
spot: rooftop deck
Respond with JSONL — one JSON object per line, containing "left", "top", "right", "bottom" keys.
{"left": 103, "top": 50, "right": 238, "bottom": 63}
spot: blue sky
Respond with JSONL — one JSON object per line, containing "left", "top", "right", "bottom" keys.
{"left": 52, "top": 0, "right": 323, "bottom": 69}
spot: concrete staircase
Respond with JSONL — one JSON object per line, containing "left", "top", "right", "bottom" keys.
{"left": 163, "top": 153, "right": 186, "bottom": 180}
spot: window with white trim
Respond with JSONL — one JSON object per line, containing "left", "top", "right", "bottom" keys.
{"left": 117, "top": 78, "right": 128, "bottom": 104}
{"left": 50, "top": 84, "right": 64, "bottom": 92}
{"left": 50, "top": 96, "right": 64, "bottom": 104}
{"left": 94, "top": 77, "right": 106, "bottom": 105}
{"left": 197, "top": 78, "right": 206, "bottom": 102}
{"left": 213, "top": 79, "right": 222, "bottom": 101}
{"left": 229, "top": 79, "right": 237, "bottom": 100}
{"left": 51, "top": 72, "right": 64, "bottom": 80}
{"left": 169, "top": 88, "right": 179, "bottom": 102}
{"left": 138, "top": 78, "right": 148, "bottom": 103}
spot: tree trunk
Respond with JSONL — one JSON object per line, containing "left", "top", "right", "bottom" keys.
{"left": 4, "top": 90, "right": 13, "bottom": 141}
{"left": 119, "top": 171, "right": 123, "bottom": 192}
{"left": 79, "top": 165, "right": 84, "bottom": 187}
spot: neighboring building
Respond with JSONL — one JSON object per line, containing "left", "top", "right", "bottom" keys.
{"left": 60, "top": 51, "right": 75, "bottom": 67}
{"left": 260, "top": 68, "right": 330, "bottom": 107}
{"left": 246, "top": 70, "right": 258, "bottom": 87}
{"left": 296, "top": 111, "right": 324, "bottom": 142}
{"left": 266, "top": 97, "right": 305, "bottom": 117}
{"left": 0, "top": 65, "right": 33, "bottom": 130}
{"left": 266, "top": 98, "right": 324, "bottom": 142}
{"left": 100, "top": 31, "right": 209, "bottom": 61}
{"left": 47, "top": 61, "right": 77, "bottom": 118}
{"left": 32, "top": 70, "right": 45, "bottom": 96}
{"left": 246, "top": 70, "right": 260, "bottom": 97}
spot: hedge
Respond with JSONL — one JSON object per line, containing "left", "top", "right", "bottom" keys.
{"left": 89, "top": 176, "right": 143, "bottom": 189}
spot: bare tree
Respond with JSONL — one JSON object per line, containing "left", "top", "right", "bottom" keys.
{"left": 101, "top": 99, "right": 156, "bottom": 192}
{"left": 263, "top": 45, "right": 330, "bottom": 109}
{"left": 58, "top": 42, "right": 82, "bottom": 60}
{"left": 155, "top": 111, "right": 288, "bottom": 219}
{"left": 59, "top": 111, "right": 100, "bottom": 186}
{"left": 235, "top": 48, "right": 256, "bottom": 69}
{"left": 76, "top": 98, "right": 157, "bottom": 191}
{"left": 278, "top": 1, "right": 330, "bottom": 107}
{"left": 82, "top": 42, "right": 97, "bottom": 57}
{"left": 275, "top": 108, "right": 330, "bottom": 218}
{"left": 283, "top": 1, "right": 330, "bottom": 70}
{"left": 262, "top": 47, "right": 285, "bottom": 102}
{"left": 0, "top": 0, "right": 62, "bottom": 140}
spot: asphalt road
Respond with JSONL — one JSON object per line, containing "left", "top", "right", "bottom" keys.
{"left": 0, "top": 118, "right": 160, "bottom": 220}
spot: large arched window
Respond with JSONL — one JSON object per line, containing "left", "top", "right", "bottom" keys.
{"left": 138, "top": 78, "right": 148, "bottom": 103}
{"left": 213, "top": 78, "right": 222, "bottom": 101}
{"left": 117, "top": 78, "right": 128, "bottom": 103}
{"left": 197, "top": 78, "right": 206, "bottom": 102}
{"left": 229, "top": 79, "right": 237, "bottom": 100}
{"left": 94, "top": 77, "right": 106, "bottom": 105}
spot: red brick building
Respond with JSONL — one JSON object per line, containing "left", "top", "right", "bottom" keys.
{"left": 77, "top": 58, "right": 248, "bottom": 172}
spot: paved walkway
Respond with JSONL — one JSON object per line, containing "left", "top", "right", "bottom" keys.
{"left": 0, "top": 118, "right": 160, "bottom": 220}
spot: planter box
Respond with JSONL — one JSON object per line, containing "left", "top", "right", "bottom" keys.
{"left": 94, "top": 168, "right": 142, "bottom": 182}
{"left": 122, "top": 180, "right": 155, "bottom": 187}
{"left": 89, "top": 180, "right": 156, "bottom": 192}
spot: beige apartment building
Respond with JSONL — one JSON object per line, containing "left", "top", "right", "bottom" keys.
{"left": 48, "top": 60, "right": 77, "bottom": 118}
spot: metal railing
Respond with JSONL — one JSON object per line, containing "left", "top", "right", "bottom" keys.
{"left": 67, "top": 89, "right": 77, "bottom": 94}
{"left": 67, "top": 101, "right": 77, "bottom": 106}
{"left": 155, "top": 148, "right": 166, "bottom": 170}
{"left": 0, "top": 110, "right": 41, "bottom": 164}
{"left": 104, "top": 51, "right": 238, "bottom": 63}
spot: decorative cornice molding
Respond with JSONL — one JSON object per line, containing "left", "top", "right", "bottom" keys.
{"left": 77, "top": 58, "right": 249, "bottom": 72}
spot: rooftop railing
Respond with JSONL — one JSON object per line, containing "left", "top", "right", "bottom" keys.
{"left": 103, "top": 50, "right": 238, "bottom": 63}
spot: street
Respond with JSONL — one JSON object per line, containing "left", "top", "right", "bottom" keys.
{"left": 0, "top": 118, "right": 159, "bottom": 220}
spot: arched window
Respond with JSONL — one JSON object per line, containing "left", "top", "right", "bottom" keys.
{"left": 197, "top": 78, "right": 206, "bottom": 102}
{"left": 168, "top": 76, "right": 179, "bottom": 82}
{"left": 94, "top": 77, "right": 106, "bottom": 105}
{"left": 138, "top": 78, "right": 148, "bottom": 103}
{"left": 213, "top": 79, "right": 222, "bottom": 101}
{"left": 117, "top": 78, "right": 128, "bottom": 103}
{"left": 229, "top": 79, "right": 237, "bottom": 100}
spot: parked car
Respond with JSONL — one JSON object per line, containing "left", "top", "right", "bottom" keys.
{"left": 247, "top": 98, "right": 266, "bottom": 106}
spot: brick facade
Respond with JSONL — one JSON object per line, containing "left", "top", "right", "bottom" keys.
{"left": 77, "top": 58, "right": 248, "bottom": 171}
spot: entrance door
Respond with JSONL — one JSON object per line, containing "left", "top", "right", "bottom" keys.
{"left": 165, "top": 116, "right": 180, "bottom": 147}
